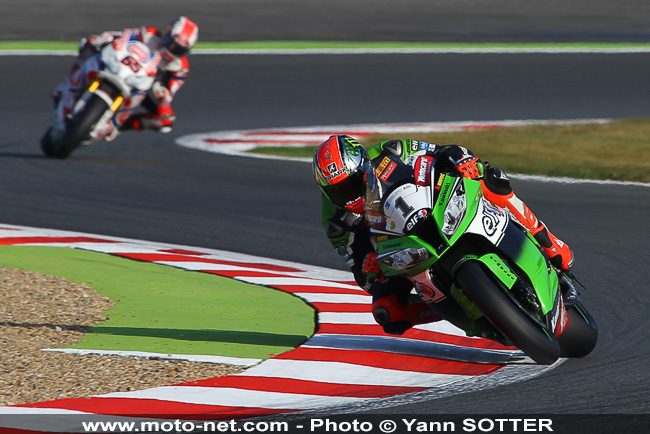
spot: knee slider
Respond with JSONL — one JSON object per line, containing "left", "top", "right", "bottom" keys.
{"left": 372, "top": 293, "right": 403, "bottom": 326}
{"left": 372, "top": 297, "right": 412, "bottom": 335}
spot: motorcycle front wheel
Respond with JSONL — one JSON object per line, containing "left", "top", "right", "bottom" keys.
{"left": 40, "top": 127, "right": 56, "bottom": 157}
{"left": 454, "top": 260, "right": 561, "bottom": 365}
{"left": 557, "top": 301, "right": 598, "bottom": 358}
{"left": 44, "top": 93, "right": 110, "bottom": 159}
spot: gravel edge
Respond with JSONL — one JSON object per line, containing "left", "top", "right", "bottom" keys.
{"left": 0, "top": 266, "right": 244, "bottom": 406}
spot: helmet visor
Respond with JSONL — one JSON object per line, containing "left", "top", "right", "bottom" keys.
{"left": 321, "top": 161, "right": 368, "bottom": 210}
{"left": 162, "top": 30, "right": 191, "bottom": 57}
{"left": 165, "top": 39, "right": 190, "bottom": 56}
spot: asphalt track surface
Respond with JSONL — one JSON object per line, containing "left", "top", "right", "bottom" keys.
{"left": 4, "top": 0, "right": 650, "bottom": 43}
{"left": 1, "top": 1, "right": 650, "bottom": 416}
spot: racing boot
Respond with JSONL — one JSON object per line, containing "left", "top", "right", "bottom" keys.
{"left": 531, "top": 224, "right": 575, "bottom": 271}
{"left": 119, "top": 115, "right": 146, "bottom": 132}
{"left": 120, "top": 112, "right": 174, "bottom": 134}
{"left": 95, "top": 119, "right": 120, "bottom": 142}
{"left": 372, "top": 293, "right": 441, "bottom": 336}
{"left": 103, "top": 127, "right": 120, "bottom": 142}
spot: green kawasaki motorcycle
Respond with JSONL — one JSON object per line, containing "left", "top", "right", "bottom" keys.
{"left": 365, "top": 154, "right": 598, "bottom": 365}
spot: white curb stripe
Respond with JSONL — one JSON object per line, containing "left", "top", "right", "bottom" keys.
{"left": 99, "top": 386, "right": 371, "bottom": 410}
{"left": 318, "top": 312, "right": 376, "bottom": 324}
{"left": 293, "top": 293, "right": 371, "bottom": 304}
{"left": 239, "top": 276, "right": 361, "bottom": 289}
{"left": 237, "top": 360, "right": 468, "bottom": 388}
{"left": 414, "top": 321, "right": 469, "bottom": 336}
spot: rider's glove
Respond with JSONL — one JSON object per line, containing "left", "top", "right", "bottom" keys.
{"left": 77, "top": 32, "right": 118, "bottom": 64}
{"left": 85, "top": 32, "right": 117, "bottom": 52}
{"left": 362, "top": 252, "right": 384, "bottom": 281}
{"left": 455, "top": 156, "right": 483, "bottom": 179}
{"left": 445, "top": 146, "right": 484, "bottom": 180}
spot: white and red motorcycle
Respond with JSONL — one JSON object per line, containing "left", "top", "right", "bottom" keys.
{"left": 41, "top": 30, "right": 161, "bottom": 159}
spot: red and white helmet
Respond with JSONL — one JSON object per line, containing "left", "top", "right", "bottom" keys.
{"left": 312, "top": 135, "right": 371, "bottom": 214}
{"left": 162, "top": 16, "right": 198, "bottom": 57}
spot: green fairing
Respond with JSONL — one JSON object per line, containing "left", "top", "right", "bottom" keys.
{"left": 375, "top": 175, "right": 559, "bottom": 314}
{"left": 367, "top": 139, "right": 422, "bottom": 160}
{"left": 511, "top": 233, "right": 559, "bottom": 313}
{"left": 470, "top": 249, "right": 557, "bottom": 315}
{"left": 475, "top": 254, "right": 518, "bottom": 289}
{"left": 366, "top": 141, "right": 390, "bottom": 160}
{"left": 436, "top": 177, "right": 558, "bottom": 315}
{"left": 374, "top": 176, "right": 481, "bottom": 276}
{"left": 375, "top": 235, "right": 439, "bottom": 276}
{"left": 433, "top": 176, "right": 482, "bottom": 246}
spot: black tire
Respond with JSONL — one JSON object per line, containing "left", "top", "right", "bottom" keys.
{"left": 48, "top": 93, "right": 111, "bottom": 159}
{"left": 557, "top": 301, "right": 599, "bottom": 358}
{"left": 454, "top": 260, "right": 561, "bottom": 365}
{"left": 40, "top": 127, "right": 57, "bottom": 157}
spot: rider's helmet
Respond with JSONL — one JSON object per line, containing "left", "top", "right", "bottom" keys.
{"left": 161, "top": 16, "right": 199, "bottom": 58}
{"left": 312, "top": 135, "right": 371, "bottom": 214}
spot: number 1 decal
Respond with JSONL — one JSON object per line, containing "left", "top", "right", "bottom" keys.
{"left": 395, "top": 196, "right": 414, "bottom": 218}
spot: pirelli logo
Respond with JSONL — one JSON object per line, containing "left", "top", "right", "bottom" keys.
{"left": 375, "top": 157, "right": 391, "bottom": 175}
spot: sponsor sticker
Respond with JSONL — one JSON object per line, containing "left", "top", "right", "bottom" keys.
{"left": 375, "top": 157, "right": 390, "bottom": 175}
{"left": 415, "top": 156, "right": 434, "bottom": 186}
{"left": 405, "top": 208, "right": 429, "bottom": 231}
{"left": 379, "top": 161, "right": 397, "bottom": 181}
{"left": 326, "top": 162, "right": 345, "bottom": 181}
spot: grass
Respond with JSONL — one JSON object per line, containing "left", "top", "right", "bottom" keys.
{"left": 251, "top": 118, "right": 650, "bottom": 183}
{"left": 0, "top": 246, "right": 315, "bottom": 359}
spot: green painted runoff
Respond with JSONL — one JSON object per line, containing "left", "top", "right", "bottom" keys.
{"left": 0, "top": 245, "right": 315, "bottom": 359}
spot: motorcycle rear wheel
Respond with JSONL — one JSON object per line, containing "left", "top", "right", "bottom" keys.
{"left": 454, "top": 260, "right": 561, "bottom": 365}
{"left": 45, "top": 94, "right": 110, "bottom": 159}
